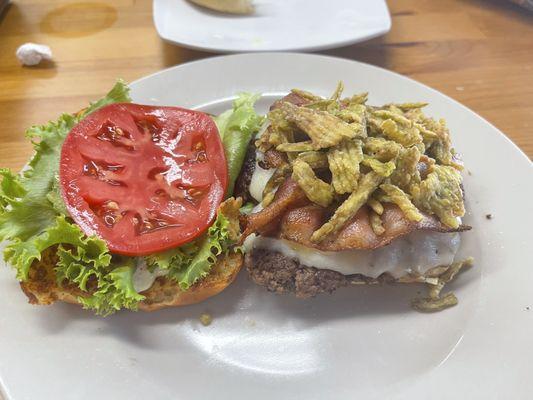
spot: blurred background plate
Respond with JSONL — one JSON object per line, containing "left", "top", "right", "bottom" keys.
{"left": 153, "top": 0, "right": 391, "bottom": 52}
{"left": 0, "top": 0, "right": 9, "bottom": 15}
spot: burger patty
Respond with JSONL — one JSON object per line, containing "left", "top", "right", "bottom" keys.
{"left": 245, "top": 248, "right": 385, "bottom": 298}
{"left": 233, "top": 142, "right": 256, "bottom": 203}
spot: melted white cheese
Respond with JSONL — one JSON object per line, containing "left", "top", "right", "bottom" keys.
{"left": 249, "top": 162, "right": 275, "bottom": 202}
{"left": 255, "top": 121, "right": 271, "bottom": 141}
{"left": 249, "top": 127, "right": 277, "bottom": 203}
{"left": 244, "top": 231, "right": 461, "bottom": 279}
{"left": 133, "top": 259, "right": 168, "bottom": 293}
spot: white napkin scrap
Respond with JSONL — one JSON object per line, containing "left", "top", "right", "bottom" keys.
{"left": 16, "top": 43, "right": 53, "bottom": 66}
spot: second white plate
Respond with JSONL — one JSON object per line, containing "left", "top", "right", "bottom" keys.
{"left": 153, "top": 0, "right": 391, "bottom": 52}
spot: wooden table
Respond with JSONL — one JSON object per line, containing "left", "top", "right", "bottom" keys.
{"left": 0, "top": 0, "right": 532, "bottom": 173}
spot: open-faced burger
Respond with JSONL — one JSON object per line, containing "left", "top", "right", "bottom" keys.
{"left": 238, "top": 83, "right": 473, "bottom": 312}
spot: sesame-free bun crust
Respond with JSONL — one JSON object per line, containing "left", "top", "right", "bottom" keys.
{"left": 20, "top": 247, "right": 243, "bottom": 312}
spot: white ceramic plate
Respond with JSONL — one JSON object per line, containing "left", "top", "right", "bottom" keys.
{"left": 153, "top": 0, "right": 391, "bottom": 52}
{"left": 1, "top": 53, "right": 532, "bottom": 400}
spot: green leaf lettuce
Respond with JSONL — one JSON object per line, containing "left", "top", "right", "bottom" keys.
{"left": 214, "top": 93, "right": 265, "bottom": 197}
{"left": 0, "top": 81, "right": 139, "bottom": 315}
{"left": 0, "top": 81, "right": 246, "bottom": 316}
{"left": 145, "top": 198, "right": 241, "bottom": 291}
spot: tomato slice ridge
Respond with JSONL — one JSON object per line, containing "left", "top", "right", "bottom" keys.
{"left": 59, "top": 103, "right": 227, "bottom": 256}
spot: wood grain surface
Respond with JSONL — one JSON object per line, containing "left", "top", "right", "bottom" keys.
{"left": 0, "top": 0, "right": 532, "bottom": 174}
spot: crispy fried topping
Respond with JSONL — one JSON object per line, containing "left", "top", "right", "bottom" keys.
{"left": 251, "top": 83, "right": 466, "bottom": 240}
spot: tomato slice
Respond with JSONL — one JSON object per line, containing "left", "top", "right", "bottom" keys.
{"left": 59, "top": 103, "right": 228, "bottom": 256}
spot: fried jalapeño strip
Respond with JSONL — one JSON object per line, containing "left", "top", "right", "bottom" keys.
{"left": 255, "top": 82, "right": 466, "bottom": 242}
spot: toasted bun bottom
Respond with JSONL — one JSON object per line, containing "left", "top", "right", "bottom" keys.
{"left": 19, "top": 247, "right": 243, "bottom": 312}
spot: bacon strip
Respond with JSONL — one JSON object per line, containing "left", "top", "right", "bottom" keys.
{"left": 243, "top": 91, "right": 471, "bottom": 251}
{"left": 279, "top": 203, "right": 470, "bottom": 251}
{"left": 269, "top": 92, "right": 311, "bottom": 110}
{"left": 261, "top": 149, "right": 287, "bottom": 169}
{"left": 241, "top": 178, "right": 308, "bottom": 239}
{"left": 242, "top": 178, "right": 470, "bottom": 251}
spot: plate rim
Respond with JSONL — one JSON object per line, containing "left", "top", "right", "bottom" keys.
{"left": 152, "top": 0, "right": 392, "bottom": 53}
